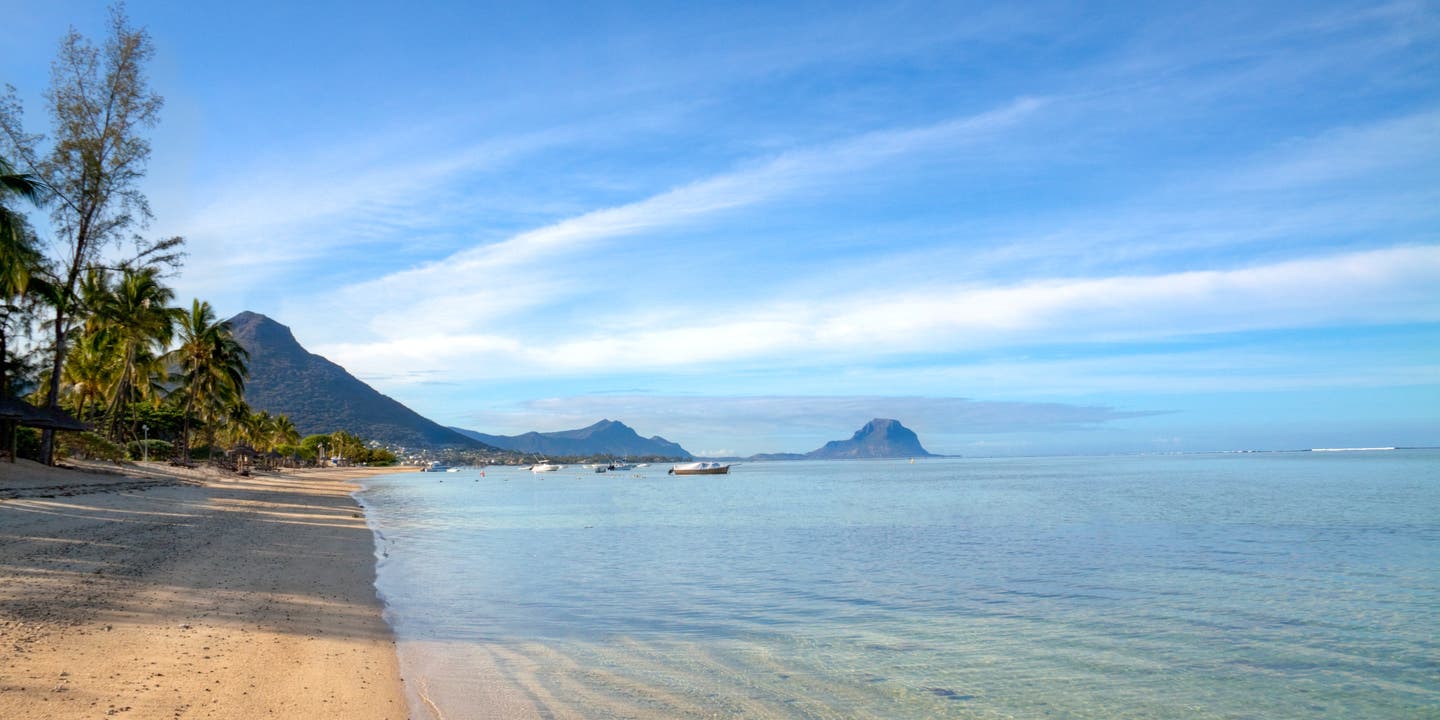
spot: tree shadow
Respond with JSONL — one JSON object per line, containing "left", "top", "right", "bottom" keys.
{"left": 0, "top": 473, "right": 405, "bottom": 643}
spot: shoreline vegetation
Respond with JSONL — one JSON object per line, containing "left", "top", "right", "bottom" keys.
{"left": 1, "top": 7, "right": 400, "bottom": 472}
{"left": 0, "top": 7, "right": 421, "bottom": 718}
{"left": 0, "top": 459, "right": 415, "bottom": 719}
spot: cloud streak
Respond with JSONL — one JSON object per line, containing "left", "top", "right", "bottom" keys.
{"left": 315, "top": 244, "right": 1440, "bottom": 382}
{"left": 316, "top": 97, "right": 1049, "bottom": 337}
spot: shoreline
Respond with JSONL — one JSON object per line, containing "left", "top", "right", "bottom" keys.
{"left": 0, "top": 459, "right": 417, "bottom": 719}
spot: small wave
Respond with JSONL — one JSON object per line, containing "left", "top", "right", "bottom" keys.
{"left": 1309, "top": 447, "right": 1396, "bottom": 452}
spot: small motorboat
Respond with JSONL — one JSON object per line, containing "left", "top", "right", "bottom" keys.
{"left": 668, "top": 461, "right": 731, "bottom": 475}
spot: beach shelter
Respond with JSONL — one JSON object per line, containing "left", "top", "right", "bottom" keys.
{"left": 226, "top": 445, "right": 260, "bottom": 473}
{"left": 0, "top": 399, "right": 91, "bottom": 462}
{"left": 0, "top": 399, "right": 23, "bottom": 463}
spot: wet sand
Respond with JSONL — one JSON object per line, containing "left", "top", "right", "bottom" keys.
{"left": 0, "top": 459, "right": 415, "bottom": 719}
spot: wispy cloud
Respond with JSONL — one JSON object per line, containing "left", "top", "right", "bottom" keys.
{"left": 314, "top": 244, "right": 1440, "bottom": 383}
{"left": 316, "top": 97, "right": 1049, "bottom": 337}
{"left": 161, "top": 123, "right": 588, "bottom": 307}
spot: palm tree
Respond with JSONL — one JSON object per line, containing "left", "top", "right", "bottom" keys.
{"left": 166, "top": 300, "right": 247, "bottom": 464}
{"left": 61, "top": 330, "right": 120, "bottom": 423}
{"left": 218, "top": 398, "right": 253, "bottom": 450}
{"left": 83, "top": 267, "right": 181, "bottom": 441}
{"left": 1, "top": 155, "right": 47, "bottom": 461}
{"left": 272, "top": 414, "right": 300, "bottom": 450}
{"left": 249, "top": 410, "right": 276, "bottom": 451}
{"left": 1, "top": 157, "right": 45, "bottom": 297}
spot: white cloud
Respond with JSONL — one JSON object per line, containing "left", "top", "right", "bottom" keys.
{"left": 314, "top": 97, "right": 1050, "bottom": 338}
{"left": 1222, "top": 108, "right": 1440, "bottom": 192}
{"left": 314, "top": 244, "right": 1440, "bottom": 382}
{"left": 160, "top": 123, "right": 584, "bottom": 308}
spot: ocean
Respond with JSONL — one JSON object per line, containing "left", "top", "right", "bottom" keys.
{"left": 357, "top": 451, "right": 1439, "bottom": 719}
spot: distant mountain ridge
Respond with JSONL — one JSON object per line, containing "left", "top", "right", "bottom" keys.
{"left": 229, "top": 312, "right": 487, "bottom": 449}
{"left": 451, "top": 419, "right": 692, "bottom": 458}
{"left": 805, "top": 418, "right": 935, "bottom": 459}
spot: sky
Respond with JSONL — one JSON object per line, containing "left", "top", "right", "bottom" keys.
{"left": 2, "top": 0, "right": 1437, "bottom": 456}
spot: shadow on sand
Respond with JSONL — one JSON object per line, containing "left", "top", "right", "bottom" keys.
{"left": 0, "top": 470, "right": 405, "bottom": 643}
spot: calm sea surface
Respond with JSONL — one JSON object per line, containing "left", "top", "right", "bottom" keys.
{"left": 358, "top": 452, "right": 1440, "bottom": 719}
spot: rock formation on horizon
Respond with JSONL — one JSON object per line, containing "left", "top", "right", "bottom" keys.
{"left": 451, "top": 419, "right": 692, "bottom": 459}
{"left": 229, "top": 312, "right": 487, "bottom": 450}
{"left": 804, "top": 418, "right": 936, "bottom": 459}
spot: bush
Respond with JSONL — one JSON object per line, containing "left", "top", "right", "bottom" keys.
{"left": 56, "top": 431, "right": 127, "bottom": 462}
{"left": 11, "top": 426, "right": 41, "bottom": 461}
{"left": 126, "top": 438, "right": 174, "bottom": 461}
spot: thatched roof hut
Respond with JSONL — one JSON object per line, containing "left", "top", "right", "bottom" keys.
{"left": 0, "top": 399, "right": 90, "bottom": 431}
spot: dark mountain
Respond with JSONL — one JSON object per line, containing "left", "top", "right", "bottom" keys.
{"left": 228, "top": 312, "right": 487, "bottom": 450}
{"left": 451, "top": 419, "right": 692, "bottom": 458}
{"left": 805, "top": 418, "right": 935, "bottom": 459}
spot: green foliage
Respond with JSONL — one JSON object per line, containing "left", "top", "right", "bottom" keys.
{"left": 274, "top": 443, "right": 313, "bottom": 462}
{"left": 125, "top": 438, "right": 172, "bottom": 461}
{"left": 1, "top": 7, "right": 180, "bottom": 465}
{"left": 166, "top": 299, "right": 248, "bottom": 462}
{"left": 125, "top": 404, "right": 185, "bottom": 439}
{"left": 299, "top": 433, "right": 330, "bottom": 454}
{"left": 297, "top": 430, "right": 395, "bottom": 465}
{"left": 56, "top": 431, "right": 126, "bottom": 462}
{"left": 12, "top": 425, "right": 40, "bottom": 460}
{"left": 81, "top": 266, "right": 181, "bottom": 440}
{"left": 362, "top": 447, "right": 397, "bottom": 466}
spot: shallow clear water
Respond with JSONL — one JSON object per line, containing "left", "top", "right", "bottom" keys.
{"left": 359, "top": 452, "right": 1440, "bottom": 719}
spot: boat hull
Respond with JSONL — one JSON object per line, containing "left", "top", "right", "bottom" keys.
{"left": 670, "top": 462, "right": 731, "bottom": 475}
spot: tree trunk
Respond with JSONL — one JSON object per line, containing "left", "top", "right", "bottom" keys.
{"left": 39, "top": 304, "right": 69, "bottom": 465}
{"left": 179, "top": 391, "right": 193, "bottom": 465}
{"left": 0, "top": 325, "right": 10, "bottom": 463}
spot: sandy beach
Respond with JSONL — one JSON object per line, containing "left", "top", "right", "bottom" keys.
{"left": 0, "top": 458, "right": 415, "bottom": 719}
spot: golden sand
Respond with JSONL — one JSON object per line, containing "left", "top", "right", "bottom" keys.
{"left": 0, "top": 459, "right": 414, "bottom": 719}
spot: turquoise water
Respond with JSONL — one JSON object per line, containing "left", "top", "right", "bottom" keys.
{"left": 359, "top": 452, "right": 1440, "bottom": 719}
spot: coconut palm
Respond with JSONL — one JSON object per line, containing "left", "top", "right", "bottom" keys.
{"left": 82, "top": 267, "right": 181, "bottom": 440}
{"left": 0, "top": 156, "right": 47, "bottom": 461}
{"left": 61, "top": 330, "right": 120, "bottom": 423}
{"left": 248, "top": 410, "right": 276, "bottom": 451}
{"left": 218, "top": 398, "right": 253, "bottom": 449}
{"left": 1, "top": 156, "right": 45, "bottom": 298}
{"left": 166, "top": 300, "right": 248, "bottom": 463}
{"left": 271, "top": 414, "right": 300, "bottom": 451}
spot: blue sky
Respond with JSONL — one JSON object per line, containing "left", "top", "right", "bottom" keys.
{"left": 4, "top": 1, "right": 1437, "bottom": 456}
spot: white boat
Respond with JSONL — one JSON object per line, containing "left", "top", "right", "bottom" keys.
{"left": 668, "top": 461, "right": 731, "bottom": 475}
{"left": 530, "top": 462, "right": 562, "bottom": 473}
{"left": 607, "top": 462, "right": 635, "bottom": 471}
{"left": 423, "top": 462, "right": 452, "bottom": 472}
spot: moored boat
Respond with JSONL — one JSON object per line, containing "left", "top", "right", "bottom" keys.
{"left": 668, "top": 461, "right": 731, "bottom": 475}
{"left": 530, "top": 462, "right": 562, "bottom": 473}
